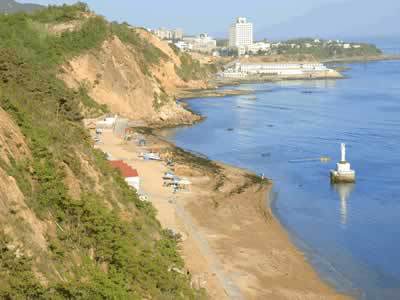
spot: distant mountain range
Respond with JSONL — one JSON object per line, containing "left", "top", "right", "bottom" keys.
{"left": 0, "top": 0, "right": 44, "bottom": 14}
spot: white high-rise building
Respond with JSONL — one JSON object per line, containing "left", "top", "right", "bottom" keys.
{"left": 229, "top": 17, "right": 253, "bottom": 48}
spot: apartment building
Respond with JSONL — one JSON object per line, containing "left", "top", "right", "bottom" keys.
{"left": 229, "top": 17, "right": 253, "bottom": 48}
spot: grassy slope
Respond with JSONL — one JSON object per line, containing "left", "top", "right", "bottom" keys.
{"left": 0, "top": 4, "right": 204, "bottom": 299}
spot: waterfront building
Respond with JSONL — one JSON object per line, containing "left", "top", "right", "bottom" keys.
{"left": 229, "top": 17, "right": 253, "bottom": 48}
{"left": 221, "top": 62, "right": 335, "bottom": 78}
{"left": 237, "top": 46, "right": 246, "bottom": 56}
{"left": 271, "top": 42, "right": 282, "bottom": 48}
{"left": 174, "top": 41, "right": 192, "bottom": 51}
{"left": 153, "top": 27, "right": 171, "bottom": 40}
{"left": 183, "top": 33, "right": 217, "bottom": 53}
{"left": 247, "top": 42, "right": 271, "bottom": 54}
{"left": 173, "top": 28, "right": 183, "bottom": 40}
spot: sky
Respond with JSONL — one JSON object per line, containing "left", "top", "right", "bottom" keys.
{"left": 20, "top": 0, "right": 400, "bottom": 40}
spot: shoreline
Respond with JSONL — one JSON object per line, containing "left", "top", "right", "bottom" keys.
{"left": 321, "top": 54, "right": 400, "bottom": 63}
{"left": 174, "top": 71, "right": 344, "bottom": 102}
{"left": 176, "top": 88, "right": 253, "bottom": 100}
{"left": 212, "top": 72, "right": 344, "bottom": 87}
{"left": 169, "top": 83, "right": 354, "bottom": 298}
{"left": 93, "top": 119, "right": 351, "bottom": 298}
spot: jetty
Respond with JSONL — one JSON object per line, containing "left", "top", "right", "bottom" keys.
{"left": 330, "top": 143, "right": 356, "bottom": 183}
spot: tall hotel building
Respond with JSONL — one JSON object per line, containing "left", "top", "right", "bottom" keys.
{"left": 229, "top": 17, "right": 253, "bottom": 48}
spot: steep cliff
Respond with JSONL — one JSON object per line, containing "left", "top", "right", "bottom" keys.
{"left": 59, "top": 20, "right": 214, "bottom": 126}
{"left": 0, "top": 4, "right": 206, "bottom": 298}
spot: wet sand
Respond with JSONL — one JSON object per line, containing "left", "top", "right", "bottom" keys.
{"left": 95, "top": 129, "right": 350, "bottom": 299}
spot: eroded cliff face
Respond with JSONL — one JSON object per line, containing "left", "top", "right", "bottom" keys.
{"left": 60, "top": 32, "right": 210, "bottom": 126}
{"left": 0, "top": 108, "right": 52, "bottom": 280}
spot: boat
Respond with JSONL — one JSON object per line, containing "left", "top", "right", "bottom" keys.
{"left": 143, "top": 152, "right": 161, "bottom": 161}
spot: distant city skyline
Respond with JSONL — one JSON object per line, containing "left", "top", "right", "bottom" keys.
{"left": 20, "top": 0, "right": 400, "bottom": 40}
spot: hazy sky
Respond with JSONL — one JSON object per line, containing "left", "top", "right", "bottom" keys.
{"left": 20, "top": 0, "right": 400, "bottom": 39}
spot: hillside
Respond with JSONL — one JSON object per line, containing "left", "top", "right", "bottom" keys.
{"left": 55, "top": 12, "right": 214, "bottom": 126}
{"left": 0, "top": 0, "right": 44, "bottom": 14}
{"left": 0, "top": 3, "right": 207, "bottom": 298}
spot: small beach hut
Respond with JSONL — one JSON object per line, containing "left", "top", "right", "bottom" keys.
{"left": 109, "top": 160, "right": 140, "bottom": 191}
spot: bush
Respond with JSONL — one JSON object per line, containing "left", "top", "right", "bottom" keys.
{"left": 175, "top": 52, "right": 213, "bottom": 82}
{"left": 32, "top": 2, "right": 89, "bottom": 23}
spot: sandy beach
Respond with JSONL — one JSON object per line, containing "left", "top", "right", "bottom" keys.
{"left": 94, "top": 128, "right": 350, "bottom": 299}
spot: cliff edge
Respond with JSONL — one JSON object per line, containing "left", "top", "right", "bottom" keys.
{"left": 60, "top": 23, "right": 214, "bottom": 127}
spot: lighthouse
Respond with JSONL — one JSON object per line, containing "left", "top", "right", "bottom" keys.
{"left": 330, "top": 143, "right": 356, "bottom": 183}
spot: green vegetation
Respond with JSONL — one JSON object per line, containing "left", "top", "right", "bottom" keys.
{"left": 273, "top": 38, "right": 382, "bottom": 59}
{"left": 171, "top": 146, "right": 221, "bottom": 175}
{"left": 175, "top": 52, "right": 215, "bottom": 82}
{"left": 169, "top": 145, "right": 225, "bottom": 191}
{"left": 110, "top": 22, "right": 168, "bottom": 70}
{"left": 0, "top": 2, "right": 169, "bottom": 76}
{"left": 32, "top": 2, "right": 89, "bottom": 23}
{"left": 78, "top": 83, "right": 109, "bottom": 115}
{"left": 153, "top": 91, "right": 170, "bottom": 111}
{"left": 170, "top": 43, "right": 181, "bottom": 56}
{"left": 0, "top": 232, "right": 46, "bottom": 299}
{"left": 0, "top": 3, "right": 205, "bottom": 299}
{"left": 216, "top": 39, "right": 228, "bottom": 48}
{"left": 0, "top": 8, "right": 108, "bottom": 68}
{"left": 230, "top": 174, "right": 269, "bottom": 195}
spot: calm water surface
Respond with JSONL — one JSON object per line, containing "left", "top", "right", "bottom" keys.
{"left": 160, "top": 60, "right": 400, "bottom": 299}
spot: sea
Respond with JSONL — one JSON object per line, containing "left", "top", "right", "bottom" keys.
{"left": 160, "top": 40, "right": 400, "bottom": 299}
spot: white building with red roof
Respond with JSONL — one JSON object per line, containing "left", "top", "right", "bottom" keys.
{"left": 109, "top": 160, "right": 140, "bottom": 191}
